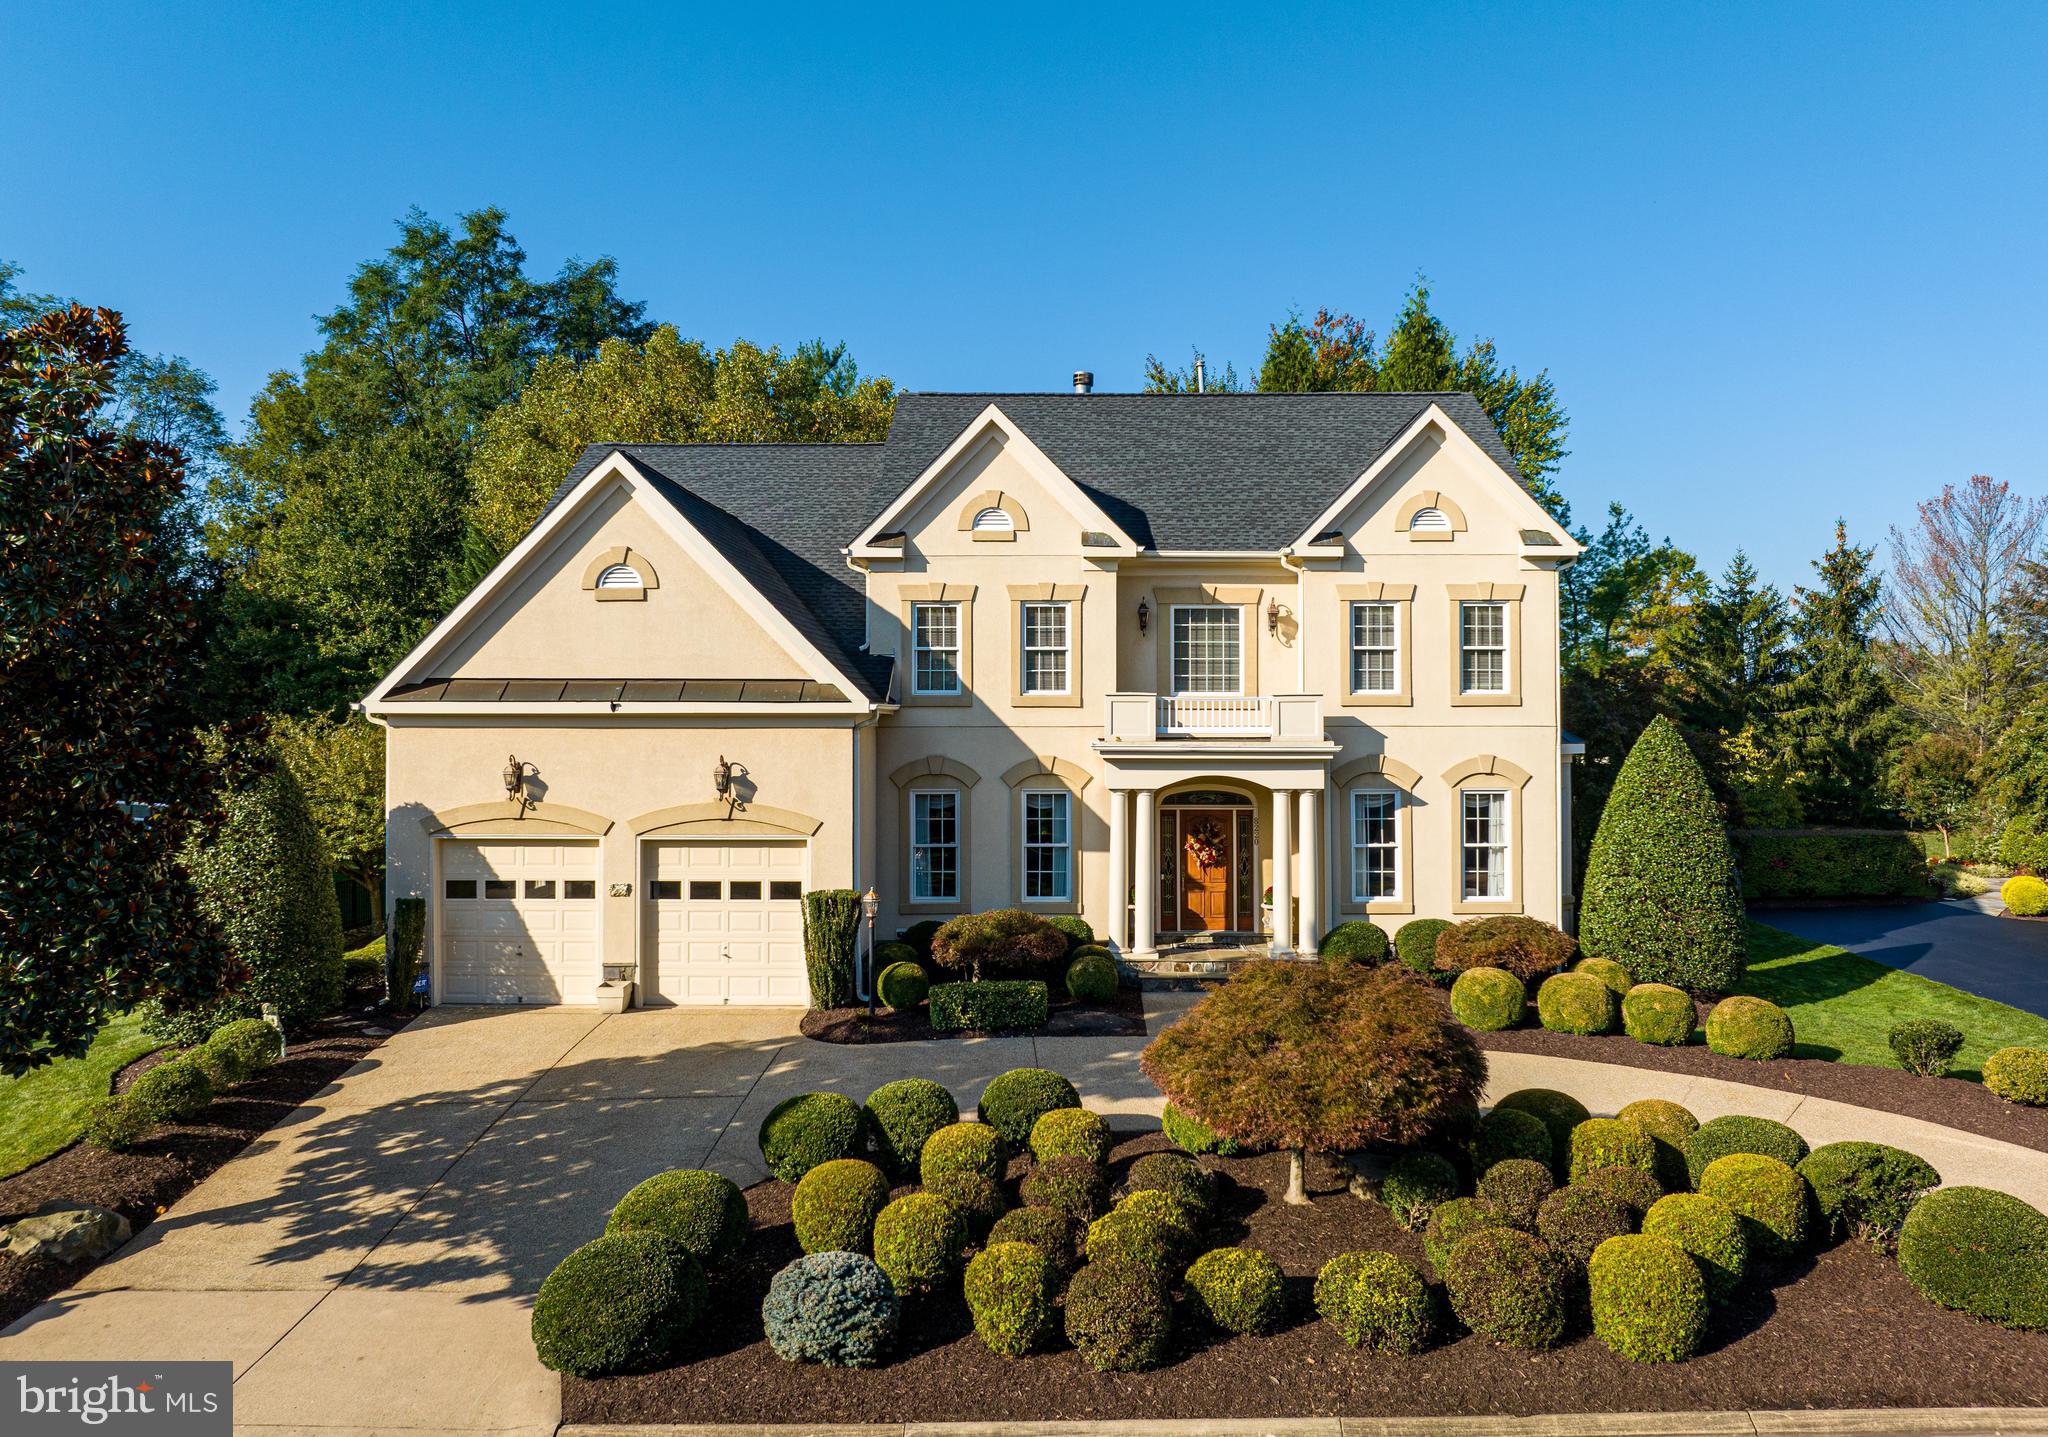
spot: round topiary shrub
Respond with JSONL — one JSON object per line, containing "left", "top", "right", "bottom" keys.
{"left": 1796, "top": 1141, "right": 1940, "bottom": 1246}
{"left": 877, "top": 961, "right": 930, "bottom": 1011}
{"left": 977, "top": 1068, "right": 1080, "bottom": 1148}
{"left": 758, "top": 1091, "right": 863, "bottom": 1183}
{"left": 1568, "top": 1117, "right": 1659, "bottom": 1184}
{"left": 1575, "top": 956, "right": 1634, "bottom": 997}
{"left": 1071, "top": 943, "right": 1115, "bottom": 965}
{"left": 1065, "top": 1258, "right": 1173, "bottom": 1371}
{"left": 1433, "top": 914, "right": 1578, "bottom": 982}
{"left": 792, "top": 1158, "right": 891, "bottom": 1255}
{"left": 1085, "top": 1208, "right": 1180, "bottom": 1281}
{"left": 80, "top": 1095, "right": 149, "bottom": 1151}
{"left": 1383, "top": 1151, "right": 1460, "bottom": 1231}
{"left": 606, "top": 1168, "right": 749, "bottom": 1265}
{"left": 1897, "top": 1186, "right": 2048, "bottom": 1330}
{"left": 1115, "top": 1188, "right": 1198, "bottom": 1255}
{"left": 874, "top": 938, "right": 920, "bottom": 970}
{"left": 1536, "top": 1183, "right": 1635, "bottom": 1265}
{"left": 1684, "top": 1115, "right": 1809, "bottom": 1188}
{"left": 1642, "top": 1192, "right": 1747, "bottom": 1302}
{"left": 1580, "top": 1164, "right": 1664, "bottom": 1221}
{"left": 1162, "top": 1102, "right": 1253, "bottom": 1157}
{"left": 1888, "top": 1018, "right": 1965, "bottom": 1077}
{"left": 760, "top": 1250, "right": 899, "bottom": 1367}
{"left": 1318, "top": 920, "right": 1391, "bottom": 966}
{"left": 1620, "top": 1098, "right": 1699, "bottom": 1192}
{"left": 1030, "top": 1106, "right": 1112, "bottom": 1164}
{"left": 1442, "top": 1227, "right": 1572, "bottom": 1349}
{"left": 1536, "top": 971, "right": 1618, "bottom": 1035}
{"left": 1476, "top": 1158, "right": 1555, "bottom": 1230}
{"left": 1698, "top": 1153, "right": 1809, "bottom": 1261}
{"left": 1984, "top": 1046, "right": 2048, "bottom": 1106}
{"left": 206, "top": 1017, "right": 284, "bottom": 1074}
{"left": 1622, "top": 984, "right": 1695, "bottom": 1047}
{"left": 1587, "top": 1233, "right": 1708, "bottom": 1363}
{"left": 1395, "top": 917, "right": 1456, "bottom": 976}
{"left": 1472, "top": 1106, "right": 1552, "bottom": 1176}
{"left": 1064, "top": 952, "right": 1119, "bottom": 1003}
{"left": 2001, "top": 874, "right": 2048, "bottom": 917}
{"left": 1423, "top": 1196, "right": 1508, "bottom": 1274}
{"left": 125, "top": 1060, "right": 215, "bottom": 1124}
{"left": 532, "top": 1233, "right": 706, "bottom": 1376}
{"left": 1185, "top": 1246, "right": 1286, "bottom": 1335}
{"left": 926, "top": 1170, "right": 1008, "bottom": 1240}
{"left": 872, "top": 1192, "right": 970, "bottom": 1295}
{"left": 899, "top": 919, "right": 944, "bottom": 959}
{"left": 987, "top": 1205, "right": 1080, "bottom": 1277}
{"left": 1450, "top": 966, "right": 1525, "bottom": 1031}
{"left": 1021, "top": 1155, "right": 1110, "bottom": 1222}
{"left": 1314, "top": 1250, "right": 1433, "bottom": 1353}
{"left": 864, "top": 1078, "right": 959, "bottom": 1176}
{"left": 185, "top": 1042, "right": 241, "bottom": 1092}
{"left": 1125, "top": 1151, "right": 1215, "bottom": 1224}
{"left": 1705, "top": 996, "right": 1795, "bottom": 1060}
{"left": 1493, "top": 1089, "right": 1591, "bottom": 1174}
{"left": 920, "top": 1121, "right": 1005, "bottom": 1184}
{"left": 1046, "top": 914, "right": 1096, "bottom": 953}
{"left": 964, "top": 1240, "right": 1058, "bottom": 1356}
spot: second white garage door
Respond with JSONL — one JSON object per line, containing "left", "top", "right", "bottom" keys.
{"left": 643, "top": 840, "right": 808, "bottom": 1005}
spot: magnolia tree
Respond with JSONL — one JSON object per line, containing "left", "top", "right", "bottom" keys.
{"left": 1141, "top": 962, "right": 1486, "bottom": 1204}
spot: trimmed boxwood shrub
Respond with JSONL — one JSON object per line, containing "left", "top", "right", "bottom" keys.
{"left": 801, "top": 890, "right": 862, "bottom": 1009}
{"left": 2003, "top": 874, "right": 2048, "bottom": 917}
{"left": 1620, "top": 1099, "right": 1698, "bottom": 1192}
{"left": 1897, "top": 1186, "right": 2048, "bottom": 1330}
{"left": 964, "top": 1241, "right": 1059, "bottom": 1356}
{"left": 898, "top": 919, "right": 945, "bottom": 959}
{"left": 1433, "top": 915, "right": 1578, "bottom": 982}
{"left": 1734, "top": 829, "right": 1929, "bottom": 901}
{"left": 1493, "top": 1089, "right": 1590, "bottom": 1175}
{"left": 932, "top": 909, "right": 1068, "bottom": 981}
{"left": 758, "top": 1092, "right": 864, "bottom": 1182}
{"left": 1472, "top": 1106, "right": 1551, "bottom": 1176}
{"left": 206, "top": 1017, "right": 284, "bottom": 1075}
{"left": 792, "top": 1158, "right": 891, "bottom": 1255}
{"left": 1395, "top": 917, "right": 1456, "bottom": 976}
{"left": 1045, "top": 914, "right": 1095, "bottom": 954}
{"left": 126, "top": 1060, "right": 214, "bottom": 1124}
{"left": 877, "top": 961, "right": 929, "bottom": 1011}
{"left": 977, "top": 1067, "right": 1080, "bottom": 1147}
{"left": 1383, "top": 1151, "right": 1460, "bottom": 1230}
{"left": 1705, "top": 995, "right": 1795, "bottom": 1060}
{"left": 926, "top": 1170, "right": 1008, "bottom": 1239}
{"left": 1642, "top": 1192, "right": 1747, "bottom": 1302}
{"left": 864, "top": 1078, "right": 959, "bottom": 1176}
{"left": 1536, "top": 971, "right": 1618, "bottom": 1035}
{"left": 1185, "top": 1246, "right": 1287, "bottom": 1335}
{"left": 1450, "top": 966, "right": 1525, "bottom": 1031}
{"left": 1071, "top": 943, "right": 1115, "bottom": 964}
{"left": 1588, "top": 1233, "right": 1709, "bottom": 1362}
{"left": 1568, "top": 1118, "right": 1658, "bottom": 1184}
{"left": 1030, "top": 1107, "right": 1112, "bottom": 1164}
{"left": 1021, "top": 1155, "right": 1110, "bottom": 1221}
{"left": 532, "top": 1233, "right": 706, "bottom": 1376}
{"left": 81, "top": 1095, "right": 150, "bottom": 1151}
{"left": 1575, "top": 956, "right": 1634, "bottom": 998}
{"left": 872, "top": 1192, "right": 969, "bottom": 1295}
{"left": 1984, "top": 1046, "right": 2048, "bottom": 1105}
{"left": 1064, "top": 953, "right": 1119, "bottom": 1003}
{"left": 1318, "top": 920, "right": 1390, "bottom": 966}
{"left": 1888, "top": 1018, "right": 1965, "bottom": 1077}
{"left": 1536, "top": 1183, "right": 1634, "bottom": 1266}
{"left": 1580, "top": 1165, "right": 1664, "bottom": 1221}
{"left": 874, "top": 939, "right": 920, "bottom": 970}
{"left": 1698, "top": 1154, "right": 1808, "bottom": 1261}
{"left": 1315, "top": 1250, "right": 1433, "bottom": 1353}
{"left": 1423, "top": 1196, "right": 1507, "bottom": 1274}
{"left": 1797, "top": 1142, "right": 1940, "bottom": 1245}
{"left": 1476, "top": 1158, "right": 1555, "bottom": 1230}
{"left": 761, "top": 1250, "right": 899, "bottom": 1367}
{"left": 1085, "top": 1208, "right": 1180, "bottom": 1281}
{"left": 1065, "top": 1259, "right": 1173, "bottom": 1371}
{"left": 987, "top": 1205, "right": 1080, "bottom": 1277}
{"left": 929, "top": 980, "right": 1050, "bottom": 1032}
{"left": 1622, "top": 984, "right": 1695, "bottom": 1047}
{"left": 186, "top": 1042, "right": 241, "bottom": 1093}
{"left": 606, "top": 1169, "right": 748, "bottom": 1265}
{"left": 1684, "top": 1115, "right": 1809, "bottom": 1188}
{"left": 920, "top": 1121, "right": 1004, "bottom": 1184}
{"left": 1163, "top": 1102, "right": 1253, "bottom": 1157}
{"left": 1126, "top": 1151, "right": 1215, "bottom": 1223}
{"left": 1442, "top": 1227, "right": 1572, "bottom": 1349}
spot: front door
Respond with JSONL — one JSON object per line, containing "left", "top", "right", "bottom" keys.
{"left": 1178, "top": 810, "right": 1234, "bottom": 931}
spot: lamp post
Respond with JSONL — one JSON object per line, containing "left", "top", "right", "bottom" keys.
{"left": 860, "top": 886, "right": 879, "bottom": 1014}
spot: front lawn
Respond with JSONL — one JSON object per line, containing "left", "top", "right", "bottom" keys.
{"left": 1739, "top": 920, "right": 2048, "bottom": 1077}
{"left": 0, "top": 1012, "right": 165, "bottom": 1178}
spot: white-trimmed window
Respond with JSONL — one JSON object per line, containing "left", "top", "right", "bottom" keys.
{"left": 1460, "top": 601, "right": 1507, "bottom": 694}
{"left": 1461, "top": 789, "right": 1510, "bottom": 900}
{"left": 1170, "top": 605, "right": 1242, "bottom": 695}
{"left": 594, "top": 563, "right": 644, "bottom": 590}
{"left": 1350, "top": 601, "right": 1398, "bottom": 694}
{"left": 1350, "top": 790, "right": 1399, "bottom": 901}
{"left": 1021, "top": 790, "right": 1072, "bottom": 901}
{"left": 912, "top": 602, "right": 962, "bottom": 695}
{"left": 911, "top": 789, "right": 960, "bottom": 901}
{"left": 1020, "top": 601, "right": 1070, "bottom": 694}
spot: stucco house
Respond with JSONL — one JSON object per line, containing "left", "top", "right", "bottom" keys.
{"left": 362, "top": 383, "right": 1584, "bottom": 1007}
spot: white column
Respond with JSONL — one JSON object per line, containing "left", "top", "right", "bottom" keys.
{"left": 1270, "top": 788, "right": 1295, "bottom": 956}
{"left": 1132, "top": 788, "right": 1158, "bottom": 956}
{"left": 1296, "top": 787, "right": 1320, "bottom": 954}
{"left": 1106, "top": 788, "right": 1128, "bottom": 952}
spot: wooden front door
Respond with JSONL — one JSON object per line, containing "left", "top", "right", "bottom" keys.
{"left": 1178, "top": 811, "right": 1234, "bottom": 931}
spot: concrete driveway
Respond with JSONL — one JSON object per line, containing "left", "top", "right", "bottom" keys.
{"left": 1760, "top": 899, "right": 2048, "bottom": 1017}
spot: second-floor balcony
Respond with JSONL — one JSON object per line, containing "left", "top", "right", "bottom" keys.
{"left": 1101, "top": 691, "right": 1327, "bottom": 745}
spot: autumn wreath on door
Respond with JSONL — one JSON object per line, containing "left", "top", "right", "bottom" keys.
{"left": 1184, "top": 818, "right": 1227, "bottom": 870}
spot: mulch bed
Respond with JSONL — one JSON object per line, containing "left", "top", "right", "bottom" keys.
{"left": 0, "top": 1005, "right": 409, "bottom": 1331}
{"left": 800, "top": 985, "right": 1146, "bottom": 1044}
{"left": 564, "top": 1131, "right": 2048, "bottom": 1423}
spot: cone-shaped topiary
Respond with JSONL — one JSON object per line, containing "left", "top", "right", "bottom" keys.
{"left": 1579, "top": 715, "right": 1746, "bottom": 992}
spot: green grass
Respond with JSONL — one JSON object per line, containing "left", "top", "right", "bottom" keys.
{"left": 1740, "top": 920, "right": 2048, "bottom": 1078}
{"left": 0, "top": 1012, "right": 167, "bottom": 1178}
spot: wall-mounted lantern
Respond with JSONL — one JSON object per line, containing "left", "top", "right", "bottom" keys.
{"left": 1136, "top": 597, "right": 1150, "bottom": 635}
{"left": 502, "top": 755, "right": 540, "bottom": 816}
{"left": 1266, "top": 596, "right": 1283, "bottom": 636}
{"left": 713, "top": 755, "right": 750, "bottom": 817}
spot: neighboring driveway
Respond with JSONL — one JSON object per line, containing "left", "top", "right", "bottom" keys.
{"left": 1761, "top": 899, "right": 2048, "bottom": 1018}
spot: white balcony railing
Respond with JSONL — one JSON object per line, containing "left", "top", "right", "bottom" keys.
{"left": 1157, "top": 694, "right": 1273, "bottom": 736}
{"left": 1100, "top": 691, "right": 1326, "bottom": 744}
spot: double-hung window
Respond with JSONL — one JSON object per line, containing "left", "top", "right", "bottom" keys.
{"left": 910, "top": 790, "right": 960, "bottom": 901}
{"left": 1459, "top": 601, "right": 1507, "bottom": 694}
{"left": 1171, "top": 605, "right": 1242, "bottom": 694}
{"left": 1021, "top": 790, "right": 1072, "bottom": 902}
{"left": 1461, "top": 789, "right": 1510, "bottom": 900}
{"left": 1350, "top": 601, "right": 1398, "bottom": 694}
{"left": 1020, "top": 601, "right": 1070, "bottom": 695}
{"left": 912, "top": 602, "right": 962, "bottom": 695}
{"left": 1350, "top": 790, "right": 1399, "bottom": 901}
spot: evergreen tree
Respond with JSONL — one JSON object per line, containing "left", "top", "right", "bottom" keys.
{"left": 1670, "top": 551, "right": 1800, "bottom": 823}
{"left": 1782, "top": 521, "right": 1904, "bottom": 823}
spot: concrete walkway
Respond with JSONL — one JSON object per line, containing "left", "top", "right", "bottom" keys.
{"left": 1760, "top": 899, "right": 2048, "bottom": 1018}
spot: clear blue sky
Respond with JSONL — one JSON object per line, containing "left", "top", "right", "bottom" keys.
{"left": 6, "top": 1, "right": 2044, "bottom": 585}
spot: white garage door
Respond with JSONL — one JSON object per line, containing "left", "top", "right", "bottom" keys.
{"left": 438, "top": 840, "right": 601, "bottom": 1004}
{"left": 643, "top": 841, "right": 808, "bottom": 1005}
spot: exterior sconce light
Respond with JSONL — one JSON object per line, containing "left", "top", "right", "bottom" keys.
{"left": 1266, "top": 597, "right": 1283, "bottom": 636}
{"left": 502, "top": 755, "right": 539, "bottom": 816}
{"left": 1136, "top": 598, "right": 1150, "bottom": 635}
{"left": 713, "top": 755, "right": 750, "bottom": 816}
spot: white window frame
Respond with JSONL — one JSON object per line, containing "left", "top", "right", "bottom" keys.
{"left": 1459, "top": 600, "right": 1509, "bottom": 695}
{"left": 1460, "top": 788, "right": 1511, "bottom": 901}
{"left": 1019, "top": 600, "right": 1071, "bottom": 696}
{"left": 911, "top": 601, "right": 963, "bottom": 696}
{"left": 1350, "top": 789, "right": 1401, "bottom": 902}
{"left": 1349, "top": 600, "right": 1399, "bottom": 695}
{"left": 910, "top": 788, "right": 961, "bottom": 902}
{"left": 1169, "top": 604, "right": 1245, "bottom": 696}
{"left": 1020, "top": 788, "right": 1073, "bottom": 903}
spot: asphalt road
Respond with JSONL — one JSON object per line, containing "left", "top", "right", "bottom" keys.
{"left": 1760, "top": 899, "right": 2048, "bottom": 1018}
